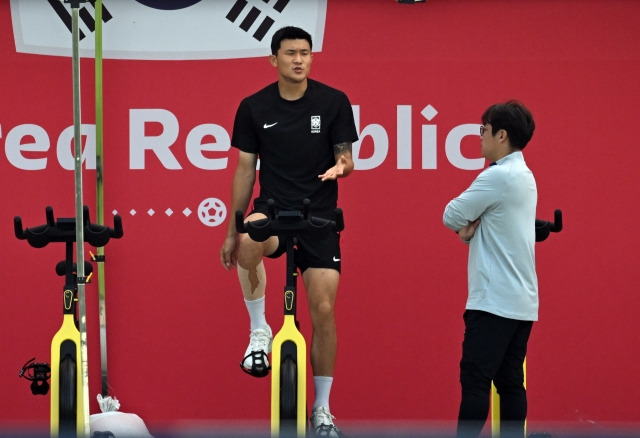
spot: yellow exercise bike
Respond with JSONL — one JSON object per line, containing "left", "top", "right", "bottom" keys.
{"left": 15, "top": 206, "right": 122, "bottom": 437}
{"left": 236, "top": 199, "right": 344, "bottom": 438}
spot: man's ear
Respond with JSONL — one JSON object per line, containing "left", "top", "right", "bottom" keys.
{"left": 269, "top": 54, "right": 277, "bottom": 67}
{"left": 498, "top": 129, "right": 508, "bottom": 143}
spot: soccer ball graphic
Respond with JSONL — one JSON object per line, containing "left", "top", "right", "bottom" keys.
{"left": 198, "top": 198, "right": 226, "bottom": 227}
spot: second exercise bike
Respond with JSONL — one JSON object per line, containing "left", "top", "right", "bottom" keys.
{"left": 236, "top": 199, "right": 344, "bottom": 438}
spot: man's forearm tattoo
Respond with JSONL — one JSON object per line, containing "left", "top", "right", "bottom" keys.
{"left": 334, "top": 142, "right": 352, "bottom": 156}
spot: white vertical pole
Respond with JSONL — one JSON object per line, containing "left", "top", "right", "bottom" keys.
{"left": 70, "top": 3, "right": 91, "bottom": 436}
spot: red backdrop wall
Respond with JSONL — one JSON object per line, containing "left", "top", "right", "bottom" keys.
{"left": 1, "top": 0, "right": 639, "bottom": 435}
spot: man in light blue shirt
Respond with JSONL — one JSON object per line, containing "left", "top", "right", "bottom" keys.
{"left": 443, "top": 101, "right": 537, "bottom": 438}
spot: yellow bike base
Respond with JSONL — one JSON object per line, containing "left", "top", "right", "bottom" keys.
{"left": 50, "top": 293, "right": 85, "bottom": 438}
{"left": 271, "top": 312, "right": 307, "bottom": 438}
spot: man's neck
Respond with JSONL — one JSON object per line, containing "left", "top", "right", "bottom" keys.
{"left": 278, "top": 78, "right": 308, "bottom": 101}
{"left": 495, "top": 147, "right": 520, "bottom": 162}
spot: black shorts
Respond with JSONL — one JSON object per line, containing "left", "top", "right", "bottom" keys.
{"left": 248, "top": 206, "right": 342, "bottom": 273}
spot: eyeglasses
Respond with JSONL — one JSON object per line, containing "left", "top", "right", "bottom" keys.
{"left": 479, "top": 125, "right": 486, "bottom": 136}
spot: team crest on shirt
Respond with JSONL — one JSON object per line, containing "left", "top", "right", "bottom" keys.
{"left": 311, "top": 116, "right": 321, "bottom": 133}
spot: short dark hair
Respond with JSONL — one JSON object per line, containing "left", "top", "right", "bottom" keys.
{"left": 481, "top": 100, "right": 535, "bottom": 149}
{"left": 270, "top": 26, "right": 313, "bottom": 55}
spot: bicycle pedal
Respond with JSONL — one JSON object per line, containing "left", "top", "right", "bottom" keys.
{"left": 240, "top": 351, "right": 271, "bottom": 378}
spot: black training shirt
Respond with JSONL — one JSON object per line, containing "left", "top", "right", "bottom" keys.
{"left": 231, "top": 79, "right": 358, "bottom": 216}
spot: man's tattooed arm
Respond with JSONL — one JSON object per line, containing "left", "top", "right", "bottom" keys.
{"left": 334, "top": 142, "right": 352, "bottom": 157}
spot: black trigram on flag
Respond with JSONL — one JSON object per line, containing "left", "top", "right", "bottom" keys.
{"left": 226, "top": 0, "right": 291, "bottom": 42}
{"left": 47, "top": 0, "right": 113, "bottom": 40}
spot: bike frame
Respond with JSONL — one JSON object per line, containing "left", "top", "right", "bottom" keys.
{"left": 50, "top": 239, "right": 85, "bottom": 437}
{"left": 270, "top": 226, "right": 307, "bottom": 437}
{"left": 14, "top": 206, "right": 122, "bottom": 438}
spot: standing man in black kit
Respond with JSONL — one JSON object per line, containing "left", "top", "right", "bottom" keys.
{"left": 220, "top": 26, "right": 358, "bottom": 437}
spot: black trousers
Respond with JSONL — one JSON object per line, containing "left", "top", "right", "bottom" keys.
{"left": 457, "top": 310, "right": 533, "bottom": 438}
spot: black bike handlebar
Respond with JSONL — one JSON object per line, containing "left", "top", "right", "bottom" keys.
{"left": 236, "top": 201, "right": 560, "bottom": 243}
{"left": 236, "top": 199, "right": 344, "bottom": 243}
{"left": 535, "top": 209, "right": 563, "bottom": 242}
{"left": 14, "top": 206, "right": 124, "bottom": 249}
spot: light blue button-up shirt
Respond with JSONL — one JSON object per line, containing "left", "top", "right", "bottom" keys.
{"left": 443, "top": 151, "right": 538, "bottom": 321}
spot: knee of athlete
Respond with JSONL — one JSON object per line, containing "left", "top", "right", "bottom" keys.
{"left": 311, "top": 300, "right": 335, "bottom": 324}
{"left": 236, "top": 235, "right": 263, "bottom": 266}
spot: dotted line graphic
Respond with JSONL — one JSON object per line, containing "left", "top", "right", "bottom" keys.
{"left": 111, "top": 197, "right": 227, "bottom": 227}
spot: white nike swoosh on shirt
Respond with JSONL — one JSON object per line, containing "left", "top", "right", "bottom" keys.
{"left": 333, "top": 256, "right": 341, "bottom": 262}
{"left": 263, "top": 122, "right": 278, "bottom": 129}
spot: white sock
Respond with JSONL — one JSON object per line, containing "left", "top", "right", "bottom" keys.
{"left": 313, "top": 376, "right": 333, "bottom": 410}
{"left": 245, "top": 296, "right": 268, "bottom": 331}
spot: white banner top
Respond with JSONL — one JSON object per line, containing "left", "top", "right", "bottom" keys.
{"left": 10, "top": 0, "right": 327, "bottom": 60}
